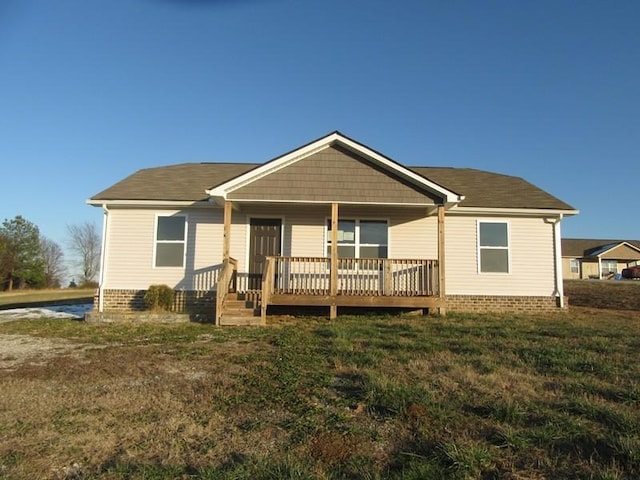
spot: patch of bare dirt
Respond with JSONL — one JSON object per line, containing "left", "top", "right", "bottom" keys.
{"left": 0, "top": 334, "right": 101, "bottom": 370}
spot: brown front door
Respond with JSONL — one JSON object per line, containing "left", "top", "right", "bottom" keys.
{"left": 248, "top": 218, "right": 282, "bottom": 290}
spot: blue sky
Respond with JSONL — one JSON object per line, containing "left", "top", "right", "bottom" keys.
{"left": 1, "top": 0, "right": 638, "bottom": 271}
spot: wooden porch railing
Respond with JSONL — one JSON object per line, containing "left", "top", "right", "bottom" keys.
{"left": 263, "top": 256, "right": 439, "bottom": 297}
{"left": 215, "top": 256, "right": 238, "bottom": 325}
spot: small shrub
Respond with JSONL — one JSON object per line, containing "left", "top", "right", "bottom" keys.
{"left": 144, "top": 284, "right": 174, "bottom": 311}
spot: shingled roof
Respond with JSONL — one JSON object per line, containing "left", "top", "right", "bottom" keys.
{"left": 90, "top": 163, "right": 258, "bottom": 202}
{"left": 90, "top": 162, "right": 575, "bottom": 211}
{"left": 562, "top": 239, "right": 640, "bottom": 257}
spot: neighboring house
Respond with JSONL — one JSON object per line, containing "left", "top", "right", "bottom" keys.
{"left": 88, "top": 131, "right": 577, "bottom": 324}
{"left": 562, "top": 239, "right": 640, "bottom": 279}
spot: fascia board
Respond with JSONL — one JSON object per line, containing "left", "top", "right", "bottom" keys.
{"left": 86, "top": 199, "right": 215, "bottom": 208}
{"left": 450, "top": 206, "right": 580, "bottom": 217}
{"left": 223, "top": 198, "right": 436, "bottom": 207}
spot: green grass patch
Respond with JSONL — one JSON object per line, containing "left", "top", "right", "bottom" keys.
{"left": 0, "top": 306, "right": 639, "bottom": 479}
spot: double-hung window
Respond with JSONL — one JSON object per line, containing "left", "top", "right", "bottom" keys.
{"left": 601, "top": 260, "right": 617, "bottom": 276}
{"left": 155, "top": 215, "right": 186, "bottom": 267}
{"left": 326, "top": 219, "right": 388, "bottom": 258}
{"left": 478, "top": 221, "right": 509, "bottom": 273}
{"left": 570, "top": 259, "right": 580, "bottom": 274}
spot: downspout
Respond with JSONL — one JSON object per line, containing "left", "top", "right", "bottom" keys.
{"left": 552, "top": 214, "right": 564, "bottom": 307}
{"left": 97, "top": 205, "right": 109, "bottom": 312}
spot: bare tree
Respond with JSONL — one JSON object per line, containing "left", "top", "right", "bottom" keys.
{"left": 67, "top": 221, "right": 101, "bottom": 285}
{"left": 40, "top": 236, "right": 66, "bottom": 288}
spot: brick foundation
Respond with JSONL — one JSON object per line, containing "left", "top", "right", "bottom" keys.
{"left": 94, "top": 289, "right": 566, "bottom": 322}
{"left": 96, "top": 289, "right": 215, "bottom": 321}
{"left": 446, "top": 295, "right": 567, "bottom": 313}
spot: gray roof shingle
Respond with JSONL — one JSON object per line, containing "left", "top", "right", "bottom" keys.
{"left": 90, "top": 162, "right": 575, "bottom": 211}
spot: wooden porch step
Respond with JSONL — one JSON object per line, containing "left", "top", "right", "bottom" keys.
{"left": 223, "top": 300, "right": 257, "bottom": 311}
{"left": 218, "top": 291, "right": 262, "bottom": 326}
{"left": 219, "top": 315, "right": 262, "bottom": 326}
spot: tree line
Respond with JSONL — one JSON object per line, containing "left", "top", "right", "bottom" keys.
{"left": 0, "top": 215, "right": 100, "bottom": 291}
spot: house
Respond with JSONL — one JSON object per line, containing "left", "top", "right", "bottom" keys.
{"left": 562, "top": 238, "right": 640, "bottom": 279}
{"left": 88, "top": 131, "right": 578, "bottom": 324}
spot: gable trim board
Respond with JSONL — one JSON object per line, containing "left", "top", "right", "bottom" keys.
{"left": 89, "top": 132, "right": 577, "bottom": 320}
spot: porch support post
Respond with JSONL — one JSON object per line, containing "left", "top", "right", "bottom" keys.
{"left": 223, "top": 200, "right": 232, "bottom": 261}
{"left": 437, "top": 205, "right": 446, "bottom": 316}
{"left": 330, "top": 202, "right": 339, "bottom": 319}
{"left": 598, "top": 256, "right": 602, "bottom": 279}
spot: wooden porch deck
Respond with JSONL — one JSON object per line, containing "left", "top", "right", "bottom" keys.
{"left": 216, "top": 256, "right": 444, "bottom": 324}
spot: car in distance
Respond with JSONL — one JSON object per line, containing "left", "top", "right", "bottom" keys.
{"left": 621, "top": 265, "right": 640, "bottom": 279}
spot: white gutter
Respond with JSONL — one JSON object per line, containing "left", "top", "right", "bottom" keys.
{"left": 554, "top": 214, "right": 564, "bottom": 307}
{"left": 97, "top": 205, "right": 109, "bottom": 313}
{"left": 451, "top": 206, "right": 579, "bottom": 217}
{"left": 545, "top": 214, "right": 565, "bottom": 308}
{"left": 86, "top": 199, "right": 212, "bottom": 208}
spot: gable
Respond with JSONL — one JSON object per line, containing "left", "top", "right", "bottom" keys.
{"left": 597, "top": 243, "right": 640, "bottom": 260}
{"left": 227, "top": 145, "right": 441, "bottom": 204}
{"left": 562, "top": 239, "right": 640, "bottom": 258}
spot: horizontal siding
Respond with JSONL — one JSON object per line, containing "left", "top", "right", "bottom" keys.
{"left": 104, "top": 207, "right": 225, "bottom": 290}
{"left": 103, "top": 205, "right": 559, "bottom": 298}
{"left": 562, "top": 257, "right": 580, "bottom": 279}
{"left": 445, "top": 215, "right": 555, "bottom": 296}
{"left": 389, "top": 210, "right": 437, "bottom": 259}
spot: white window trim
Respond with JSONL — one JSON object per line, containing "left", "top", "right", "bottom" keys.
{"left": 477, "top": 220, "right": 511, "bottom": 274}
{"left": 570, "top": 258, "right": 580, "bottom": 274}
{"left": 324, "top": 217, "right": 389, "bottom": 258}
{"left": 153, "top": 214, "right": 188, "bottom": 268}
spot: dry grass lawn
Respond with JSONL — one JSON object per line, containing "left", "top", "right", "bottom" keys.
{"left": 0, "top": 288, "right": 95, "bottom": 308}
{"left": 0, "top": 281, "right": 638, "bottom": 479}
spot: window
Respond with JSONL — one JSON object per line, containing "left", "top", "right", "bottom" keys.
{"left": 326, "top": 219, "right": 388, "bottom": 258}
{"left": 601, "top": 260, "right": 617, "bottom": 276}
{"left": 570, "top": 259, "right": 580, "bottom": 274}
{"left": 155, "top": 216, "right": 186, "bottom": 267}
{"left": 478, "top": 221, "right": 509, "bottom": 273}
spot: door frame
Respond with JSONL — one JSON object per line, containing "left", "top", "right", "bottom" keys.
{"left": 245, "top": 216, "right": 285, "bottom": 289}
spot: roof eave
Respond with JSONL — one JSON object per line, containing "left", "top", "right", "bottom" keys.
{"left": 451, "top": 206, "right": 579, "bottom": 217}
{"left": 86, "top": 199, "right": 214, "bottom": 208}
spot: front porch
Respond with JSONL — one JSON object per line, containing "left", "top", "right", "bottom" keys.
{"left": 215, "top": 201, "right": 447, "bottom": 325}
{"left": 217, "top": 256, "right": 444, "bottom": 325}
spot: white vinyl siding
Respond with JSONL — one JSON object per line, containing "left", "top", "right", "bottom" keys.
{"left": 446, "top": 215, "right": 555, "bottom": 296}
{"left": 102, "top": 205, "right": 557, "bottom": 298}
{"left": 104, "top": 207, "right": 227, "bottom": 290}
